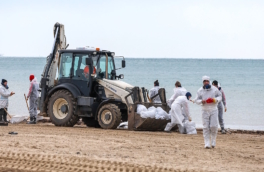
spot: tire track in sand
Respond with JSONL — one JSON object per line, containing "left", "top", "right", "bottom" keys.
{"left": 0, "top": 151, "right": 200, "bottom": 172}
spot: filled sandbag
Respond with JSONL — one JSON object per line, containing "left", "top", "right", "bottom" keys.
{"left": 37, "top": 116, "right": 44, "bottom": 121}
{"left": 140, "top": 106, "right": 156, "bottom": 118}
{"left": 117, "top": 121, "right": 128, "bottom": 129}
{"left": 184, "top": 121, "right": 197, "bottom": 135}
{"left": 156, "top": 107, "right": 170, "bottom": 120}
{"left": 177, "top": 124, "right": 187, "bottom": 134}
{"left": 137, "top": 104, "right": 147, "bottom": 114}
{"left": 10, "top": 116, "right": 28, "bottom": 124}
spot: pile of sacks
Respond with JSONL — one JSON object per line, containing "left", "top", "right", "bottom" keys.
{"left": 178, "top": 121, "right": 197, "bottom": 134}
{"left": 137, "top": 105, "right": 171, "bottom": 120}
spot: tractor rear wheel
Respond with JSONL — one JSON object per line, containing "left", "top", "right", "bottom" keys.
{"left": 98, "top": 104, "right": 121, "bottom": 129}
{"left": 47, "top": 90, "right": 79, "bottom": 127}
{"left": 82, "top": 117, "right": 101, "bottom": 128}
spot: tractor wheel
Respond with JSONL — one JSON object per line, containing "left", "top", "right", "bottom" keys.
{"left": 82, "top": 117, "right": 101, "bottom": 128}
{"left": 98, "top": 104, "right": 121, "bottom": 129}
{"left": 47, "top": 90, "right": 79, "bottom": 127}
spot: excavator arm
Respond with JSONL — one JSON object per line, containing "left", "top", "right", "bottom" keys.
{"left": 39, "top": 22, "right": 67, "bottom": 113}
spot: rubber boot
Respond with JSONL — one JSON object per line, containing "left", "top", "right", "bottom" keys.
{"left": 27, "top": 117, "right": 36, "bottom": 124}
{"left": 3, "top": 113, "right": 8, "bottom": 124}
{"left": 221, "top": 127, "right": 226, "bottom": 134}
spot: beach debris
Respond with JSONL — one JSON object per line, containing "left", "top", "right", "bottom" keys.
{"left": 117, "top": 122, "right": 128, "bottom": 129}
{"left": 0, "top": 122, "right": 8, "bottom": 126}
{"left": 8, "top": 131, "right": 18, "bottom": 135}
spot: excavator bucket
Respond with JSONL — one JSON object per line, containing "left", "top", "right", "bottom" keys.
{"left": 127, "top": 87, "right": 177, "bottom": 131}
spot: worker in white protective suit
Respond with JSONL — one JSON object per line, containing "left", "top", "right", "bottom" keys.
{"left": 149, "top": 80, "right": 161, "bottom": 103}
{"left": 167, "top": 81, "right": 187, "bottom": 122}
{"left": 26, "top": 75, "right": 39, "bottom": 124}
{"left": 164, "top": 92, "right": 192, "bottom": 133}
{"left": 193, "top": 76, "right": 222, "bottom": 149}
{"left": 0, "top": 79, "right": 15, "bottom": 124}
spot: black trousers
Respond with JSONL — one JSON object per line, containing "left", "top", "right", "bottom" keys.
{"left": 0, "top": 108, "right": 7, "bottom": 122}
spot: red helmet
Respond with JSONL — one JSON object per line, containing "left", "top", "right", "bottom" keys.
{"left": 29, "top": 74, "right": 35, "bottom": 81}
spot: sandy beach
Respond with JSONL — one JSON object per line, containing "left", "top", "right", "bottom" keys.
{"left": 0, "top": 123, "right": 263, "bottom": 172}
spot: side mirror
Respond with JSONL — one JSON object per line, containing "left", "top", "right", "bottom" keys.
{"left": 119, "top": 74, "right": 124, "bottom": 79}
{"left": 122, "top": 60, "right": 126, "bottom": 68}
{"left": 86, "top": 58, "right": 92, "bottom": 65}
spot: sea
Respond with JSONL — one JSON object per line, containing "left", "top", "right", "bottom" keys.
{"left": 0, "top": 57, "right": 263, "bottom": 130}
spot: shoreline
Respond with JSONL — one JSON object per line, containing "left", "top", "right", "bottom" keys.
{"left": 5, "top": 116, "right": 264, "bottom": 134}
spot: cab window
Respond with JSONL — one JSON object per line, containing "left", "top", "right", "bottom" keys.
{"left": 72, "top": 54, "right": 90, "bottom": 81}
{"left": 98, "top": 54, "right": 115, "bottom": 79}
{"left": 59, "top": 53, "right": 73, "bottom": 79}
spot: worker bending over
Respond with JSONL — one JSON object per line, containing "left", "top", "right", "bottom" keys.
{"left": 26, "top": 75, "right": 39, "bottom": 124}
{"left": 212, "top": 80, "right": 227, "bottom": 134}
{"left": 167, "top": 81, "right": 188, "bottom": 122}
{"left": 194, "top": 76, "right": 222, "bottom": 149}
{"left": 164, "top": 92, "right": 192, "bottom": 133}
{"left": 149, "top": 80, "right": 161, "bottom": 103}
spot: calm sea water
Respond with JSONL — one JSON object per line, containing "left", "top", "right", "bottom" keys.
{"left": 0, "top": 57, "right": 263, "bottom": 130}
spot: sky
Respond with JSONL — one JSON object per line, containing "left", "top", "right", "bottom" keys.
{"left": 0, "top": 0, "right": 263, "bottom": 59}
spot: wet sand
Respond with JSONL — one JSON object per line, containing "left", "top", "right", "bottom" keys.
{"left": 0, "top": 123, "right": 263, "bottom": 172}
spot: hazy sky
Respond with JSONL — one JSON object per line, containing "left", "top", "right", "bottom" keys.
{"left": 0, "top": 0, "right": 263, "bottom": 58}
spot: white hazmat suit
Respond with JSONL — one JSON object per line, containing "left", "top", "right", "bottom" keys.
{"left": 27, "top": 78, "right": 39, "bottom": 119}
{"left": 194, "top": 76, "right": 222, "bottom": 148}
{"left": 167, "top": 87, "right": 187, "bottom": 121}
{"left": 0, "top": 85, "right": 11, "bottom": 109}
{"left": 164, "top": 96, "right": 191, "bottom": 132}
{"left": 149, "top": 86, "right": 161, "bottom": 103}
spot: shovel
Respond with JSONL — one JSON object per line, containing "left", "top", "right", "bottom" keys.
{"left": 24, "top": 94, "right": 30, "bottom": 121}
{"left": 4, "top": 108, "right": 13, "bottom": 119}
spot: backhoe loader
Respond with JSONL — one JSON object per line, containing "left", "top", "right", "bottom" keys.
{"left": 38, "top": 22, "right": 172, "bottom": 130}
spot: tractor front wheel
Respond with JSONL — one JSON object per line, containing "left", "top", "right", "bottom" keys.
{"left": 98, "top": 104, "right": 121, "bottom": 129}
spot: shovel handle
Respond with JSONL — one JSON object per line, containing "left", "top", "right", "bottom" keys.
{"left": 4, "top": 108, "right": 12, "bottom": 118}
{"left": 147, "top": 92, "right": 152, "bottom": 103}
{"left": 24, "top": 94, "right": 29, "bottom": 111}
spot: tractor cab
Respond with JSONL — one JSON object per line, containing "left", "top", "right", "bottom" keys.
{"left": 57, "top": 48, "right": 125, "bottom": 96}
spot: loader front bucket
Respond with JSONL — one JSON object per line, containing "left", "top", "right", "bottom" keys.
{"left": 126, "top": 87, "right": 177, "bottom": 131}
{"left": 128, "top": 103, "right": 173, "bottom": 131}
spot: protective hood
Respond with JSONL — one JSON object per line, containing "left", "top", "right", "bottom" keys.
{"left": 202, "top": 76, "right": 210, "bottom": 82}
{"left": 103, "top": 79, "right": 133, "bottom": 90}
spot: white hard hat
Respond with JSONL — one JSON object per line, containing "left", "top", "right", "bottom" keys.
{"left": 202, "top": 76, "right": 210, "bottom": 82}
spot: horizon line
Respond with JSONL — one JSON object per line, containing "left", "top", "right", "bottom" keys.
{"left": 0, "top": 56, "right": 263, "bottom": 60}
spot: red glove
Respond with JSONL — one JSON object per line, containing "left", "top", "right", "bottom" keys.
{"left": 206, "top": 98, "right": 214, "bottom": 103}
{"left": 206, "top": 98, "right": 217, "bottom": 104}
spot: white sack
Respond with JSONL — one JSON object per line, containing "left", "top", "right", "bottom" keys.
{"left": 117, "top": 121, "right": 128, "bottom": 129}
{"left": 140, "top": 106, "right": 156, "bottom": 118}
{"left": 137, "top": 104, "right": 147, "bottom": 114}
{"left": 10, "top": 116, "right": 28, "bottom": 124}
{"left": 37, "top": 116, "right": 44, "bottom": 121}
{"left": 156, "top": 107, "right": 170, "bottom": 120}
{"left": 177, "top": 124, "right": 187, "bottom": 134}
{"left": 184, "top": 121, "right": 197, "bottom": 135}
